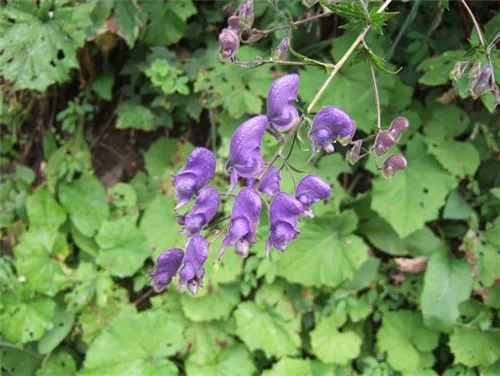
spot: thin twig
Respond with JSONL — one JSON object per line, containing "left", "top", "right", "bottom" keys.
{"left": 364, "top": 40, "right": 382, "bottom": 131}
{"left": 234, "top": 59, "right": 332, "bottom": 69}
{"left": 133, "top": 288, "right": 155, "bottom": 306}
{"left": 260, "top": 12, "right": 331, "bottom": 35}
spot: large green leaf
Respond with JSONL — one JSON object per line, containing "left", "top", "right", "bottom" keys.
{"left": 275, "top": 211, "right": 369, "bottom": 288}
{"left": 36, "top": 350, "right": 76, "bottom": 376}
{"left": 96, "top": 219, "right": 149, "bottom": 277}
{"left": 449, "top": 327, "right": 500, "bottom": 367}
{"left": 262, "top": 358, "right": 313, "bottom": 376}
{"left": 184, "top": 345, "right": 256, "bottom": 376}
{"left": 377, "top": 310, "right": 439, "bottom": 373}
{"left": 371, "top": 135, "right": 456, "bottom": 238}
{"left": 38, "top": 304, "right": 75, "bottom": 354}
{"left": 1, "top": 343, "right": 42, "bottom": 376}
{"left": 421, "top": 250, "right": 473, "bottom": 332}
{"left": 116, "top": 103, "right": 158, "bottom": 131}
{"left": 417, "top": 50, "right": 465, "bottom": 86}
{"left": 234, "top": 301, "right": 301, "bottom": 358}
{"left": 80, "top": 311, "right": 184, "bottom": 376}
{"left": 59, "top": 175, "right": 109, "bottom": 237}
{"left": 0, "top": 1, "right": 95, "bottom": 91}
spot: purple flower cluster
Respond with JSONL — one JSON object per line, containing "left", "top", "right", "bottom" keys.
{"left": 218, "top": 0, "right": 254, "bottom": 60}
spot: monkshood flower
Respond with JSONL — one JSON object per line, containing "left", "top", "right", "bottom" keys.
{"left": 273, "top": 36, "right": 290, "bottom": 61}
{"left": 388, "top": 116, "right": 410, "bottom": 141}
{"left": 346, "top": 140, "right": 363, "bottom": 165}
{"left": 219, "top": 16, "right": 240, "bottom": 60}
{"left": 373, "top": 131, "right": 396, "bottom": 157}
{"left": 148, "top": 248, "right": 184, "bottom": 293}
{"left": 310, "top": 106, "right": 356, "bottom": 158}
{"left": 220, "top": 187, "right": 262, "bottom": 258}
{"left": 470, "top": 64, "right": 492, "bottom": 99}
{"left": 178, "top": 235, "right": 208, "bottom": 295}
{"left": 226, "top": 115, "right": 268, "bottom": 192}
{"left": 172, "top": 147, "right": 216, "bottom": 210}
{"left": 239, "top": 0, "right": 254, "bottom": 31}
{"left": 266, "top": 192, "right": 304, "bottom": 257}
{"left": 383, "top": 154, "right": 407, "bottom": 178}
{"left": 295, "top": 175, "right": 331, "bottom": 218}
{"left": 247, "top": 166, "right": 281, "bottom": 197}
{"left": 267, "top": 73, "right": 300, "bottom": 138}
{"left": 176, "top": 187, "right": 220, "bottom": 236}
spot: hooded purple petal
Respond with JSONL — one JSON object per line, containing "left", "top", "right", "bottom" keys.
{"left": 239, "top": 0, "right": 254, "bottom": 30}
{"left": 310, "top": 106, "right": 356, "bottom": 158}
{"left": 226, "top": 115, "right": 268, "bottom": 192}
{"left": 388, "top": 116, "right": 409, "bottom": 141}
{"left": 219, "top": 22, "right": 240, "bottom": 60}
{"left": 295, "top": 175, "right": 331, "bottom": 217}
{"left": 373, "top": 131, "right": 396, "bottom": 157}
{"left": 383, "top": 154, "right": 407, "bottom": 178}
{"left": 267, "top": 74, "right": 300, "bottom": 134}
{"left": 247, "top": 166, "right": 281, "bottom": 197}
{"left": 266, "top": 192, "right": 304, "bottom": 257}
{"left": 220, "top": 187, "right": 262, "bottom": 258}
{"left": 178, "top": 235, "right": 208, "bottom": 295}
{"left": 173, "top": 147, "right": 216, "bottom": 210}
{"left": 176, "top": 187, "right": 220, "bottom": 236}
{"left": 149, "top": 248, "right": 184, "bottom": 293}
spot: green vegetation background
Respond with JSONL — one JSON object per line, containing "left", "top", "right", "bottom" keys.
{"left": 1, "top": 1, "right": 499, "bottom": 375}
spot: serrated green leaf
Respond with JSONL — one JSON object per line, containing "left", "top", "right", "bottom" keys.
{"left": 443, "top": 189, "right": 475, "bottom": 220}
{"left": 417, "top": 51, "right": 465, "bottom": 86}
{"left": 421, "top": 250, "right": 473, "bottom": 331}
{"left": 449, "top": 327, "right": 500, "bottom": 367}
{"left": 262, "top": 358, "right": 313, "bottom": 376}
{"left": 275, "top": 211, "right": 368, "bottom": 288}
{"left": 116, "top": 102, "right": 158, "bottom": 131}
{"left": 113, "top": 0, "right": 144, "bottom": 47}
{"left": 80, "top": 310, "right": 183, "bottom": 376}
{"left": 180, "top": 284, "right": 240, "bottom": 322}
{"left": 59, "top": 175, "right": 109, "bottom": 237}
{"left": 371, "top": 135, "right": 456, "bottom": 238}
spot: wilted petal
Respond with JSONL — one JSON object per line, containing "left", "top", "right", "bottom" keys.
{"left": 273, "top": 36, "right": 290, "bottom": 60}
{"left": 239, "top": 0, "right": 254, "bottom": 30}
{"left": 220, "top": 187, "right": 262, "bottom": 258}
{"left": 267, "top": 74, "right": 300, "bottom": 133}
{"left": 172, "top": 148, "right": 216, "bottom": 210}
{"left": 383, "top": 154, "right": 407, "bottom": 178}
{"left": 470, "top": 64, "right": 492, "bottom": 99}
{"left": 310, "top": 106, "right": 355, "bottom": 158}
{"left": 248, "top": 166, "right": 281, "bottom": 197}
{"left": 176, "top": 187, "right": 220, "bottom": 236}
{"left": 346, "top": 140, "right": 363, "bottom": 165}
{"left": 373, "top": 131, "right": 396, "bottom": 157}
{"left": 226, "top": 115, "right": 268, "bottom": 192}
{"left": 149, "top": 248, "right": 184, "bottom": 293}
{"left": 295, "top": 175, "right": 331, "bottom": 217}
{"left": 178, "top": 235, "right": 208, "bottom": 295}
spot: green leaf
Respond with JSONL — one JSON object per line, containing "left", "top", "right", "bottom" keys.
{"left": 443, "top": 189, "right": 475, "bottom": 220}
{"left": 371, "top": 135, "right": 456, "bottom": 238}
{"left": 116, "top": 103, "right": 158, "bottom": 131}
{"left": 1, "top": 343, "right": 42, "bottom": 376}
{"left": 180, "top": 284, "right": 241, "bottom": 322}
{"left": 36, "top": 350, "right": 76, "bottom": 376}
{"left": 377, "top": 310, "right": 439, "bottom": 373}
{"left": 59, "top": 175, "right": 109, "bottom": 237}
{"left": 421, "top": 250, "right": 473, "bottom": 332}
{"left": 275, "top": 211, "right": 369, "bottom": 288}
{"left": 417, "top": 51, "right": 465, "bottom": 86}
{"left": 310, "top": 314, "right": 362, "bottom": 365}
{"left": 184, "top": 344, "right": 256, "bottom": 376}
{"left": 80, "top": 310, "right": 183, "bottom": 376}
{"left": 92, "top": 72, "right": 115, "bottom": 101}
{"left": 113, "top": 0, "right": 144, "bottom": 47}
{"left": 38, "top": 304, "right": 75, "bottom": 354}
{"left": 262, "top": 358, "right": 313, "bottom": 376}
{"left": 0, "top": 291, "right": 56, "bottom": 344}
{"left": 96, "top": 219, "right": 149, "bottom": 277}
{"left": 449, "top": 327, "right": 500, "bottom": 367}
{"left": 234, "top": 301, "right": 301, "bottom": 358}
{"left": 144, "top": 138, "right": 194, "bottom": 180}
{"left": 27, "top": 187, "right": 66, "bottom": 252}
{"left": 0, "top": 1, "right": 95, "bottom": 91}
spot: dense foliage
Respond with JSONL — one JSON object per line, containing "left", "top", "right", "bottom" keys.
{"left": 1, "top": 1, "right": 499, "bottom": 375}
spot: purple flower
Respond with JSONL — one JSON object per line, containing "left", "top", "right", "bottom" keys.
{"left": 310, "top": 106, "right": 356, "bottom": 159}
{"left": 470, "top": 64, "right": 492, "bottom": 99}
{"left": 149, "top": 248, "right": 184, "bottom": 293}
{"left": 267, "top": 74, "right": 300, "bottom": 138}
{"left": 373, "top": 131, "right": 396, "bottom": 157}
{"left": 247, "top": 166, "right": 281, "bottom": 197}
{"left": 266, "top": 192, "right": 304, "bottom": 257}
{"left": 383, "top": 154, "right": 407, "bottom": 178}
{"left": 220, "top": 187, "right": 262, "bottom": 258}
{"left": 178, "top": 235, "right": 208, "bottom": 295}
{"left": 219, "top": 27, "right": 240, "bottom": 60}
{"left": 172, "top": 147, "right": 216, "bottom": 210}
{"left": 273, "top": 37, "right": 290, "bottom": 61}
{"left": 346, "top": 140, "right": 363, "bottom": 165}
{"left": 388, "top": 117, "right": 409, "bottom": 141}
{"left": 239, "top": 0, "right": 254, "bottom": 30}
{"left": 226, "top": 115, "right": 268, "bottom": 192}
{"left": 176, "top": 187, "right": 220, "bottom": 236}
{"left": 295, "top": 175, "right": 331, "bottom": 218}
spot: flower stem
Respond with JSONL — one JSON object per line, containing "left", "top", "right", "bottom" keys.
{"left": 260, "top": 11, "right": 331, "bottom": 35}
{"left": 364, "top": 40, "right": 382, "bottom": 131}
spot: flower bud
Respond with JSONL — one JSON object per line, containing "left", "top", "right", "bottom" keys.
{"left": 267, "top": 74, "right": 300, "bottom": 135}
{"left": 470, "top": 64, "right": 492, "bottom": 99}
{"left": 239, "top": 0, "right": 254, "bottom": 30}
{"left": 273, "top": 37, "right": 290, "bottom": 61}
{"left": 450, "top": 61, "right": 463, "bottom": 81}
{"left": 218, "top": 27, "right": 240, "bottom": 60}
{"left": 176, "top": 187, "right": 220, "bottom": 237}
{"left": 388, "top": 116, "right": 409, "bottom": 141}
{"left": 373, "top": 131, "right": 396, "bottom": 157}
{"left": 295, "top": 175, "right": 331, "bottom": 218}
{"left": 383, "top": 154, "right": 407, "bottom": 178}
{"left": 178, "top": 235, "right": 208, "bottom": 295}
{"left": 346, "top": 140, "right": 362, "bottom": 165}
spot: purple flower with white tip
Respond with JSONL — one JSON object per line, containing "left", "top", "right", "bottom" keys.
{"left": 178, "top": 235, "right": 208, "bottom": 295}
{"left": 247, "top": 166, "right": 281, "bottom": 197}
{"left": 266, "top": 192, "right": 304, "bottom": 257}
{"left": 310, "top": 106, "right": 356, "bottom": 159}
{"left": 220, "top": 187, "right": 262, "bottom": 258}
{"left": 219, "top": 27, "right": 240, "bottom": 60}
{"left": 295, "top": 175, "right": 331, "bottom": 218}
{"left": 383, "top": 154, "right": 407, "bottom": 178}
{"left": 149, "top": 248, "right": 184, "bottom": 293}
{"left": 172, "top": 147, "right": 216, "bottom": 210}
{"left": 373, "top": 131, "right": 396, "bottom": 157}
{"left": 267, "top": 74, "right": 300, "bottom": 138}
{"left": 388, "top": 117, "right": 409, "bottom": 141}
{"left": 226, "top": 115, "right": 268, "bottom": 192}
{"left": 176, "top": 187, "right": 220, "bottom": 236}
